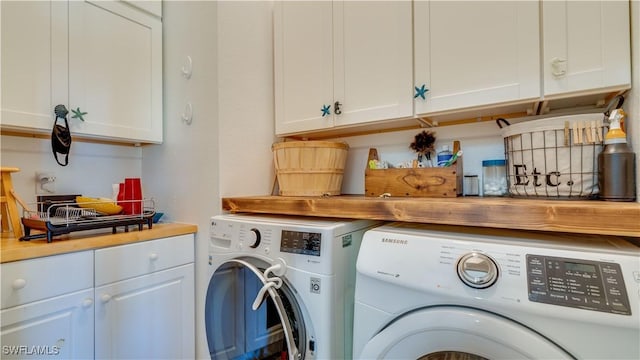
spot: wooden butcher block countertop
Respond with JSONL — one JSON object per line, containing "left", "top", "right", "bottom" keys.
{"left": 222, "top": 195, "right": 640, "bottom": 238}
{"left": 1, "top": 222, "right": 197, "bottom": 263}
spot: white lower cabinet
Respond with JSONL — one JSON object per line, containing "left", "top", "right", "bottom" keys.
{"left": 1, "top": 289, "right": 95, "bottom": 359}
{"left": 94, "top": 234, "right": 195, "bottom": 359}
{"left": 1, "top": 252, "right": 94, "bottom": 359}
{"left": 0, "top": 234, "right": 195, "bottom": 360}
{"left": 94, "top": 264, "right": 194, "bottom": 359}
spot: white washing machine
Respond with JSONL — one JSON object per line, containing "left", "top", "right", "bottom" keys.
{"left": 205, "top": 214, "right": 381, "bottom": 360}
{"left": 353, "top": 222, "right": 640, "bottom": 360}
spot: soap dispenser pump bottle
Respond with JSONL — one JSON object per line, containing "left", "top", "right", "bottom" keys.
{"left": 598, "top": 109, "right": 636, "bottom": 201}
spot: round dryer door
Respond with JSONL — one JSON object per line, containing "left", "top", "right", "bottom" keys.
{"left": 357, "top": 306, "right": 573, "bottom": 359}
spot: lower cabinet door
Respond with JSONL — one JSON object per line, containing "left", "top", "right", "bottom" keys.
{"left": 94, "top": 264, "right": 195, "bottom": 359}
{"left": 0, "top": 289, "right": 94, "bottom": 359}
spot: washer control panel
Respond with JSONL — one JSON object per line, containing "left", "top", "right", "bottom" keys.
{"left": 527, "top": 255, "right": 631, "bottom": 315}
{"left": 280, "top": 230, "right": 322, "bottom": 257}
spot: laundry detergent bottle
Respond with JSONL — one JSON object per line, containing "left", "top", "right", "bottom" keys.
{"left": 598, "top": 109, "right": 636, "bottom": 201}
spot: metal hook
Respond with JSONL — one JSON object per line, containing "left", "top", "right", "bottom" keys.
{"left": 181, "top": 56, "right": 193, "bottom": 79}
{"left": 334, "top": 101, "right": 342, "bottom": 115}
{"left": 181, "top": 102, "right": 193, "bottom": 125}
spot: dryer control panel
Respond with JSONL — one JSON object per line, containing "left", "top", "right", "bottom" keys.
{"left": 526, "top": 255, "right": 631, "bottom": 315}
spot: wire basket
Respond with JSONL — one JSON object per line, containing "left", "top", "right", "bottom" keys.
{"left": 500, "top": 113, "right": 606, "bottom": 199}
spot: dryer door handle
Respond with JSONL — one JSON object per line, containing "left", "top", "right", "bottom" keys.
{"left": 226, "top": 259, "right": 301, "bottom": 360}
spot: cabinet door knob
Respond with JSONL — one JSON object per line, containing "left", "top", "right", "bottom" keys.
{"left": 101, "top": 294, "right": 112, "bottom": 303}
{"left": 334, "top": 101, "right": 342, "bottom": 115}
{"left": 149, "top": 252, "right": 159, "bottom": 261}
{"left": 12, "top": 278, "right": 27, "bottom": 290}
{"left": 415, "top": 84, "right": 429, "bottom": 100}
{"left": 551, "top": 57, "right": 567, "bottom": 78}
{"left": 321, "top": 104, "right": 331, "bottom": 117}
{"left": 82, "top": 298, "right": 94, "bottom": 308}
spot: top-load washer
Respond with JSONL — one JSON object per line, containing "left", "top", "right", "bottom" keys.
{"left": 353, "top": 222, "right": 640, "bottom": 359}
{"left": 205, "top": 214, "right": 381, "bottom": 360}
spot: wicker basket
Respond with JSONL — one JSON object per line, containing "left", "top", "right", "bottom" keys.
{"left": 272, "top": 141, "right": 349, "bottom": 196}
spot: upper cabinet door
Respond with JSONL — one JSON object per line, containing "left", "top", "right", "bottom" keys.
{"left": 274, "top": 0, "right": 412, "bottom": 136}
{"left": 68, "top": 0, "right": 163, "bottom": 143}
{"left": 542, "top": 0, "right": 631, "bottom": 97}
{"left": 274, "top": 1, "right": 334, "bottom": 135}
{"left": 334, "top": 1, "right": 413, "bottom": 127}
{"left": 414, "top": 1, "right": 540, "bottom": 115}
{"left": 1, "top": 1, "right": 68, "bottom": 131}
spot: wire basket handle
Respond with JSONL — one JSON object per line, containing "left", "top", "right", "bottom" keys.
{"left": 496, "top": 118, "right": 511, "bottom": 129}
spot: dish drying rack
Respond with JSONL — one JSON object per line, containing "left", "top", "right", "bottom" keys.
{"left": 20, "top": 198, "right": 156, "bottom": 243}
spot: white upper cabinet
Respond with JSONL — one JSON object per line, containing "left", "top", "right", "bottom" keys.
{"left": 1, "top": 1, "right": 68, "bottom": 131}
{"left": 274, "top": 1, "right": 412, "bottom": 136}
{"left": 1, "top": 1, "right": 163, "bottom": 143}
{"left": 274, "top": 1, "right": 333, "bottom": 135}
{"left": 68, "top": 1, "right": 163, "bottom": 143}
{"left": 542, "top": 0, "right": 631, "bottom": 97}
{"left": 125, "top": 0, "right": 163, "bottom": 17}
{"left": 414, "top": 1, "right": 540, "bottom": 115}
{"left": 334, "top": 1, "right": 413, "bottom": 127}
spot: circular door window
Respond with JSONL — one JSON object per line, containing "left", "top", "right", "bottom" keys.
{"left": 358, "top": 306, "right": 572, "bottom": 359}
{"left": 205, "top": 258, "right": 307, "bottom": 360}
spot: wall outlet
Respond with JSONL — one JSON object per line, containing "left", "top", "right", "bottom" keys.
{"left": 36, "top": 171, "right": 56, "bottom": 194}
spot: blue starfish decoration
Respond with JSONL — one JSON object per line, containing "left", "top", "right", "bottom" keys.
{"left": 321, "top": 104, "right": 331, "bottom": 117}
{"left": 414, "top": 84, "right": 429, "bottom": 100}
{"left": 71, "top": 107, "right": 88, "bottom": 121}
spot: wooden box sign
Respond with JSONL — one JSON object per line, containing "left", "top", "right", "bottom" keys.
{"left": 365, "top": 148, "right": 462, "bottom": 198}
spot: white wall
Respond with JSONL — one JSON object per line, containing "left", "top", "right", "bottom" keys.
{"left": 218, "top": 1, "right": 277, "bottom": 198}
{"left": 142, "top": 2, "right": 277, "bottom": 358}
{"left": 0, "top": 135, "right": 141, "bottom": 204}
{"left": 337, "top": 121, "right": 509, "bottom": 195}
{"left": 140, "top": 2, "right": 219, "bottom": 359}
{"left": 142, "top": 2, "right": 218, "bottom": 225}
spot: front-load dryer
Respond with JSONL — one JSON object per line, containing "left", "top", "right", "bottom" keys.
{"left": 206, "top": 214, "right": 381, "bottom": 360}
{"left": 353, "top": 222, "right": 640, "bottom": 359}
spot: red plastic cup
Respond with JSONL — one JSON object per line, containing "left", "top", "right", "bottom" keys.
{"left": 116, "top": 182, "right": 130, "bottom": 214}
{"left": 123, "top": 178, "right": 142, "bottom": 215}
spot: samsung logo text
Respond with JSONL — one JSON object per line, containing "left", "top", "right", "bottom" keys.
{"left": 381, "top": 238, "right": 408, "bottom": 245}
